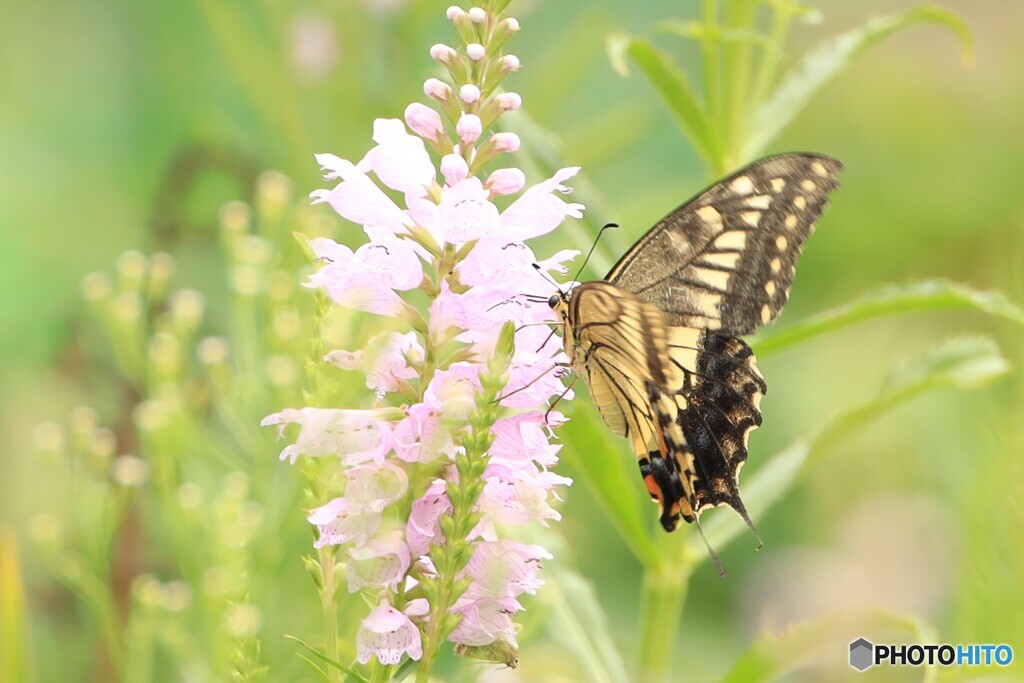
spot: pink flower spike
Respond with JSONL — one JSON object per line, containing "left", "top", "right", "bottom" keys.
{"left": 491, "top": 132, "right": 520, "bottom": 153}
{"left": 347, "top": 531, "right": 412, "bottom": 592}
{"left": 459, "top": 83, "right": 481, "bottom": 105}
{"left": 457, "top": 114, "right": 483, "bottom": 145}
{"left": 356, "top": 603, "right": 423, "bottom": 665}
{"left": 404, "top": 103, "right": 445, "bottom": 142}
{"left": 467, "top": 43, "right": 486, "bottom": 61}
{"left": 485, "top": 168, "right": 526, "bottom": 195}
{"left": 429, "top": 43, "right": 456, "bottom": 66}
{"left": 424, "top": 78, "right": 452, "bottom": 102}
{"left": 440, "top": 154, "right": 470, "bottom": 188}
{"left": 495, "top": 92, "right": 522, "bottom": 111}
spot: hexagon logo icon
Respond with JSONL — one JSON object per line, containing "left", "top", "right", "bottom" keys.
{"left": 849, "top": 638, "right": 874, "bottom": 671}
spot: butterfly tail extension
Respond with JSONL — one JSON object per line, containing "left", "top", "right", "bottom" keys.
{"left": 677, "top": 332, "right": 765, "bottom": 546}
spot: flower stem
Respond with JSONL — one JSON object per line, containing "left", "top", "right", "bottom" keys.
{"left": 319, "top": 545, "right": 342, "bottom": 683}
{"left": 635, "top": 559, "right": 691, "bottom": 682}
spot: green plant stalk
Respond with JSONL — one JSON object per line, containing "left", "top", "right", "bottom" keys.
{"left": 720, "top": 0, "right": 759, "bottom": 170}
{"left": 701, "top": 0, "right": 722, "bottom": 162}
{"left": 414, "top": 440, "right": 487, "bottom": 682}
{"left": 635, "top": 557, "right": 692, "bottom": 682}
{"left": 319, "top": 545, "right": 342, "bottom": 683}
{"left": 750, "top": 3, "right": 795, "bottom": 112}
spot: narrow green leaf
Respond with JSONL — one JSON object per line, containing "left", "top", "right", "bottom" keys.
{"left": 720, "top": 610, "right": 939, "bottom": 683}
{"left": 755, "top": 279, "right": 1024, "bottom": 357}
{"left": 538, "top": 547, "right": 632, "bottom": 683}
{"left": 606, "top": 36, "right": 717, "bottom": 166}
{"left": 559, "top": 406, "right": 659, "bottom": 567}
{"left": 746, "top": 5, "right": 973, "bottom": 158}
{"left": 689, "top": 336, "right": 1009, "bottom": 560}
{"left": 284, "top": 635, "right": 369, "bottom": 683}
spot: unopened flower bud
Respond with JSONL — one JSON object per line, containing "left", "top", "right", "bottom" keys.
{"left": 459, "top": 83, "right": 481, "bottom": 105}
{"left": 467, "top": 7, "right": 487, "bottom": 23}
{"left": 485, "top": 168, "right": 526, "bottom": 195}
{"left": 495, "top": 92, "right": 522, "bottom": 111}
{"left": 429, "top": 43, "right": 456, "bottom": 65}
{"left": 503, "top": 17, "right": 520, "bottom": 32}
{"left": 501, "top": 54, "right": 521, "bottom": 72}
{"left": 467, "top": 43, "right": 486, "bottom": 61}
{"left": 446, "top": 6, "right": 466, "bottom": 22}
{"left": 441, "top": 154, "right": 469, "bottom": 186}
{"left": 405, "top": 102, "right": 445, "bottom": 142}
{"left": 457, "top": 114, "right": 483, "bottom": 145}
{"left": 424, "top": 78, "right": 453, "bottom": 102}
{"left": 491, "top": 132, "right": 521, "bottom": 153}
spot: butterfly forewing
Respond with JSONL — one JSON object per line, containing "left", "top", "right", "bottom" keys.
{"left": 606, "top": 154, "right": 842, "bottom": 335}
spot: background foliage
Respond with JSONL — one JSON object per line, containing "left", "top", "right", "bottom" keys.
{"left": 1, "top": 0, "right": 1022, "bottom": 681}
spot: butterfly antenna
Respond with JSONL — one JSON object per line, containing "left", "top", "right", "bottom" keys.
{"left": 692, "top": 515, "right": 728, "bottom": 578}
{"left": 571, "top": 222, "right": 619, "bottom": 283}
{"left": 530, "top": 263, "right": 563, "bottom": 292}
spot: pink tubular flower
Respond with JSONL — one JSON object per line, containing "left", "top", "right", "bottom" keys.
{"left": 325, "top": 330, "right": 424, "bottom": 396}
{"left": 406, "top": 479, "right": 452, "bottom": 556}
{"left": 347, "top": 531, "right": 412, "bottom": 592}
{"left": 449, "top": 596, "right": 521, "bottom": 647}
{"left": 308, "top": 497, "right": 381, "bottom": 548}
{"left": 261, "top": 407, "right": 395, "bottom": 465}
{"left": 357, "top": 603, "right": 423, "bottom": 665}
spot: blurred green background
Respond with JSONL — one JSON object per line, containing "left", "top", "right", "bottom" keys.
{"left": 2, "top": 0, "right": 1022, "bottom": 681}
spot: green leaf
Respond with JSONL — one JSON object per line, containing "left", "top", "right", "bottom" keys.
{"left": 538, "top": 544, "right": 632, "bottom": 683}
{"left": 720, "top": 610, "right": 939, "bottom": 683}
{"left": 284, "top": 635, "right": 369, "bottom": 683}
{"left": 559, "top": 405, "right": 659, "bottom": 567}
{"left": 754, "top": 279, "right": 1024, "bottom": 357}
{"left": 746, "top": 5, "right": 973, "bottom": 159}
{"left": 689, "top": 336, "right": 1009, "bottom": 560}
{"left": 606, "top": 35, "right": 717, "bottom": 166}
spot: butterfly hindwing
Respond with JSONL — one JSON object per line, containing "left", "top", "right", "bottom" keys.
{"left": 606, "top": 154, "right": 842, "bottom": 335}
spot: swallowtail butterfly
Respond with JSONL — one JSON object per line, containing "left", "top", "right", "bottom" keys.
{"left": 549, "top": 153, "right": 842, "bottom": 544}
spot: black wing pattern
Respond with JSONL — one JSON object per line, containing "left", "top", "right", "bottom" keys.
{"left": 606, "top": 153, "right": 843, "bottom": 335}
